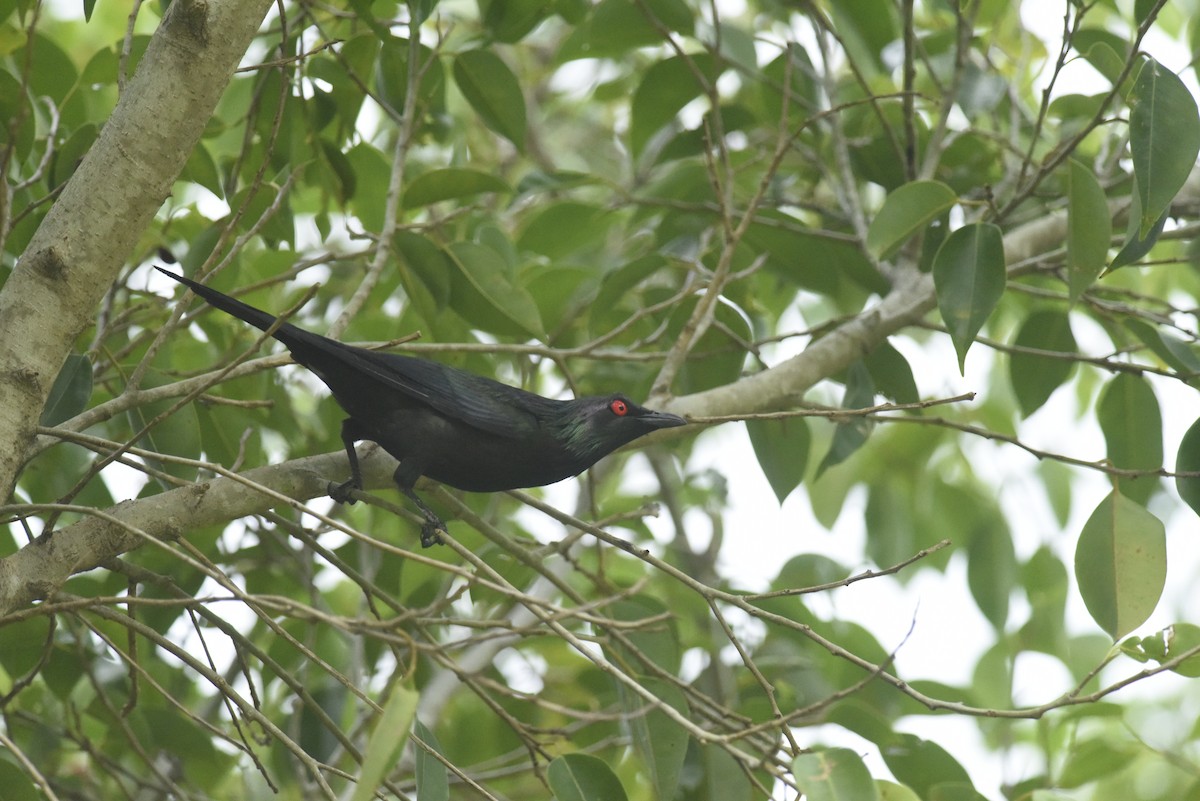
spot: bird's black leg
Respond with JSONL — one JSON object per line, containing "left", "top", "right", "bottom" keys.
{"left": 329, "top": 419, "right": 366, "bottom": 504}
{"left": 393, "top": 462, "right": 447, "bottom": 548}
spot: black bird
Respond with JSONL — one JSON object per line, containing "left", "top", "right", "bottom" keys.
{"left": 156, "top": 267, "right": 687, "bottom": 546}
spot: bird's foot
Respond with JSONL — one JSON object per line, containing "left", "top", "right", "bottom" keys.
{"left": 328, "top": 480, "right": 361, "bottom": 505}
{"left": 420, "top": 519, "right": 447, "bottom": 548}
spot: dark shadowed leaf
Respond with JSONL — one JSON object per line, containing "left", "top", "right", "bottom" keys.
{"left": 1009, "top": 309, "right": 1077, "bottom": 417}
{"left": 933, "top": 222, "right": 1006, "bottom": 373}
{"left": 864, "top": 341, "right": 919, "bottom": 404}
{"left": 413, "top": 719, "right": 449, "bottom": 801}
{"left": 547, "top": 754, "right": 629, "bottom": 801}
{"left": 747, "top": 417, "right": 810, "bottom": 503}
{"left": 1175, "top": 416, "right": 1200, "bottom": 518}
{"left": 40, "top": 353, "right": 92, "bottom": 426}
{"left": 817, "top": 362, "right": 876, "bottom": 476}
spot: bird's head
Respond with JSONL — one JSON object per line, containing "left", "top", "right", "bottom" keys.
{"left": 558, "top": 395, "right": 687, "bottom": 462}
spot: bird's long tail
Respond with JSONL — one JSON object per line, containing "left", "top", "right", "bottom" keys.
{"left": 155, "top": 266, "right": 326, "bottom": 354}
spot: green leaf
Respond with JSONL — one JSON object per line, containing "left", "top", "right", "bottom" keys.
{"left": 1009, "top": 309, "right": 1077, "bottom": 417}
{"left": 40, "top": 352, "right": 93, "bottom": 426}
{"left": 1110, "top": 183, "right": 1168, "bottom": 271}
{"left": 626, "top": 679, "right": 689, "bottom": 801}
{"left": 1175, "top": 416, "right": 1200, "bottom": 518}
{"left": 376, "top": 36, "right": 445, "bottom": 118}
{"left": 1097, "top": 373, "right": 1162, "bottom": 505}
{"left": 0, "top": 759, "right": 40, "bottom": 801}
{"left": 517, "top": 202, "right": 615, "bottom": 259}
{"left": 932, "top": 222, "right": 1006, "bottom": 373}
{"left": 403, "top": 167, "right": 511, "bottom": 207}
{"left": 817, "top": 362, "right": 876, "bottom": 477}
{"left": 880, "top": 734, "right": 976, "bottom": 799}
{"left": 966, "top": 513, "right": 1016, "bottom": 630}
{"left": 413, "top": 719, "right": 449, "bottom": 801}
{"left": 876, "top": 780, "right": 923, "bottom": 801}
{"left": 1058, "top": 737, "right": 1139, "bottom": 788}
{"left": 547, "top": 754, "right": 629, "bottom": 801}
{"left": 128, "top": 369, "right": 203, "bottom": 486}
{"left": 746, "top": 417, "right": 810, "bottom": 504}
{"left": 793, "top": 748, "right": 880, "bottom": 801}
{"left": 863, "top": 342, "right": 919, "bottom": 404}
{"left": 630, "top": 53, "right": 718, "bottom": 158}
{"left": 866, "top": 180, "right": 958, "bottom": 260}
{"left": 1066, "top": 159, "right": 1111, "bottom": 301}
{"left": 453, "top": 49, "right": 527, "bottom": 150}
{"left": 0, "top": 616, "right": 52, "bottom": 678}
{"left": 1075, "top": 491, "right": 1166, "bottom": 639}
{"left": 606, "top": 596, "right": 680, "bottom": 674}
{"left": 1129, "top": 58, "right": 1200, "bottom": 238}
{"left": 445, "top": 241, "right": 545, "bottom": 339}
{"left": 1071, "top": 29, "right": 1128, "bottom": 84}
{"left": 350, "top": 682, "right": 419, "bottom": 801}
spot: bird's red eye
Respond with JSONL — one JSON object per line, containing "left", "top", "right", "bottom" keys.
{"left": 610, "top": 399, "right": 629, "bottom": 416}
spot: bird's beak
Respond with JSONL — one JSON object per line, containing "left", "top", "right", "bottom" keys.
{"left": 641, "top": 409, "right": 688, "bottom": 429}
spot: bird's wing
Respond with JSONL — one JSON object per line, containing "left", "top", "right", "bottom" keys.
{"left": 347, "top": 348, "right": 552, "bottom": 438}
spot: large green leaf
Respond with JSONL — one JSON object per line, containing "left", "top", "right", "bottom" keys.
{"left": 630, "top": 53, "right": 719, "bottom": 158}
{"left": 966, "top": 511, "right": 1016, "bottom": 630}
{"left": 1066, "top": 159, "right": 1111, "bottom": 301}
{"left": 747, "top": 417, "right": 810, "bottom": 503}
{"left": 880, "top": 734, "right": 977, "bottom": 799}
{"left": 932, "top": 222, "right": 1006, "bottom": 373}
{"left": 40, "top": 352, "right": 93, "bottom": 426}
{"left": 1129, "top": 58, "right": 1200, "bottom": 238}
{"left": 1174, "top": 416, "right": 1200, "bottom": 518}
{"left": 1009, "top": 309, "right": 1077, "bottom": 417}
{"left": 1097, "top": 373, "right": 1162, "bottom": 505}
{"left": 453, "top": 49, "right": 527, "bottom": 150}
{"left": 445, "top": 241, "right": 545, "bottom": 339}
{"left": 413, "top": 719, "right": 449, "bottom": 801}
{"left": 816, "top": 362, "right": 876, "bottom": 477}
{"left": 547, "top": 754, "right": 629, "bottom": 801}
{"left": 403, "top": 167, "right": 511, "bottom": 207}
{"left": 349, "top": 682, "right": 419, "bottom": 801}
{"left": 863, "top": 342, "right": 919, "bottom": 404}
{"left": 793, "top": 748, "right": 880, "bottom": 801}
{"left": 626, "top": 679, "right": 689, "bottom": 801}
{"left": 866, "top": 180, "right": 957, "bottom": 260}
{"left": 1075, "top": 491, "right": 1166, "bottom": 640}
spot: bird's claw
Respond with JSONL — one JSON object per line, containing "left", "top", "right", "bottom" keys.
{"left": 420, "top": 520, "right": 447, "bottom": 548}
{"left": 328, "top": 480, "right": 360, "bottom": 505}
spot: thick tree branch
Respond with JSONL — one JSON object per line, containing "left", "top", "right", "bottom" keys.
{"left": 0, "top": 0, "right": 274, "bottom": 502}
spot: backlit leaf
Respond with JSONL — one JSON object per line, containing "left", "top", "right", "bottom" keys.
{"left": 1066, "top": 159, "right": 1111, "bottom": 301}
{"left": 1075, "top": 491, "right": 1166, "bottom": 639}
{"left": 866, "top": 180, "right": 957, "bottom": 260}
{"left": 793, "top": 748, "right": 880, "bottom": 801}
{"left": 1097, "top": 373, "right": 1162, "bottom": 504}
